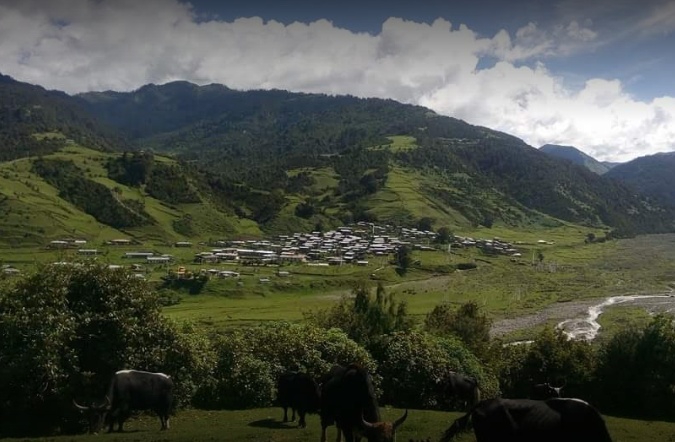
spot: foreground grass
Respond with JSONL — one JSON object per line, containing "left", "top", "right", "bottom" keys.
{"left": 5, "top": 408, "right": 673, "bottom": 442}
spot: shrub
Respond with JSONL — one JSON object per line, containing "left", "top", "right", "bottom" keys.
{"left": 371, "top": 331, "right": 499, "bottom": 409}
{"left": 308, "top": 282, "right": 413, "bottom": 348}
{"left": 425, "top": 302, "right": 492, "bottom": 360}
{"left": 0, "top": 265, "right": 211, "bottom": 436}
{"left": 196, "top": 323, "right": 377, "bottom": 409}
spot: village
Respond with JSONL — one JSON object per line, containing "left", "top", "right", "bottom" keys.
{"left": 7, "top": 222, "right": 530, "bottom": 282}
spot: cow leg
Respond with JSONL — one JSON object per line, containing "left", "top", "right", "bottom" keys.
{"left": 283, "top": 406, "right": 289, "bottom": 423}
{"left": 298, "top": 410, "right": 306, "bottom": 428}
{"left": 291, "top": 408, "right": 296, "bottom": 422}
{"left": 335, "top": 428, "right": 342, "bottom": 442}
{"left": 321, "top": 424, "right": 328, "bottom": 442}
{"left": 342, "top": 428, "right": 354, "bottom": 442}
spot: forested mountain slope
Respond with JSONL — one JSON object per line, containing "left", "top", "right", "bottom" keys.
{"left": 0, "top": 74, "right": 125, "bottom": 161}
{"left": 606, "top": 152, "right": 675, "bottom": 207}
{"left": 78, "top": 81, "right": 675, "bottom": 236}
{"left": 540, "top": 144, "right": 613, "bottom": 175}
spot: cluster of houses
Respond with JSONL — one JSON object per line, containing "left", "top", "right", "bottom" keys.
{"left": 454, "top": 236, "right": 522, "bottom": 257}
{"left": 194, "top": 225, "right": 438, "bottom": 267}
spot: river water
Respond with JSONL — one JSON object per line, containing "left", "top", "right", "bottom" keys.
{"left": 493, "top": 292, "right": 675, "bottom": 342}
{"left": 557, "top": 294, "right": 675, "bottom": 340}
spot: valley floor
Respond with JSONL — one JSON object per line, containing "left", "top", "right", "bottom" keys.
{"left": 3, "top": 408, "right": 673, "bottom": 442}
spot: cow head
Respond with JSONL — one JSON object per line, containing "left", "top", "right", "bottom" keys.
{"left": 358, "top": 409, "right": 408, "bottom": 442}
{"left": 73, "top": 396, "right": 111, "bottom": 434}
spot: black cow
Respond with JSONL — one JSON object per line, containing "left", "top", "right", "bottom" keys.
{"left": 439, "top": 398, "right": 613, "bottom": 442}
{"left": 440, "top": 372, "right": 481, "bottom": 410}
{"left": 277, "top": 372, "right": 321, "bottom": 428}
{"left": 531, "top": 382, "right": 564, "bottom": 400}
{"left": 320, "top": 364, "right": 408, "bottom": 442}
{"left": 74, "top": 370, "right": 174, "bottom": 433}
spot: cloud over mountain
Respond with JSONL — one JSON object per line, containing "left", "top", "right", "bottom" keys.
{"left": 0, "top": 0, "right": 673, "bottom": 162}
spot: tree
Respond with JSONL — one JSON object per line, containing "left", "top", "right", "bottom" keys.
{"left": 0, "top": 265, "right": 213, "bottom": 436}
{"left": 425, "top": 302, "right": 492, "bottom": 359}
{"left": 308, "top": 281, "right": 413, "bottom": 347}
{"left": 395, "top": 245, "right": 413, "bottom": 274}
{"left": 585, "top": 232, "right": 596, "bottom": 243}
{"left": 435, "top": 226, "right": 453, "bottom": 244}
{"left": 417, "top": 217, "right": 434, "bottom": 232}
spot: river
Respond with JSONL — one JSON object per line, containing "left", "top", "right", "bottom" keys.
{"left": 492, "top": 292, "right": 675, "bottom": 342}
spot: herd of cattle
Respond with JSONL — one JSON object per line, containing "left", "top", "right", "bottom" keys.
{"left": 73, "top": 367, "right": 613, "bottom": 441}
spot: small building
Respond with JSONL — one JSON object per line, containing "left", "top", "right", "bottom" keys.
{"left": 277, "top": 271, "right": 291, "bottom": 278}
{"left": 110, "top": 239, "right": 132, "bottom": 246}
{"left": 125, "top": 252, "right": 154, "bottom": 259}
{"left": 356, "top": 260, "right": 369, "bottom": 266}
{"left": 259, "top": 278, "right": 271, "bottom": 284}
{"left": 49, "top": 240, "right": 69, "bottom": 249}
{"left": 175, "top": 241, "right": 192, "bottom": 248}
{"left": 2, "top": 267, "right": 20, "bottom": 276}
{"left": 78, "top": 249, "right": 98, "bottom": 256}
{"left": 147, "top": 256, "right": 172, "bottom": 264}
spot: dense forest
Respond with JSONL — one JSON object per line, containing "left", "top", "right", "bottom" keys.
{"left": 606, "top": 152, "right": 675, "bottom": 207}
{"left": 0, "top": 74, "right": 125, "bottom": 162}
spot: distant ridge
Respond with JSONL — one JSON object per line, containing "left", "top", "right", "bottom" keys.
{"left": 606, "top": 151, "right": 675, "bottom": 206}
{"left": 539, "top": 144, "right": 615, "bottom": 175}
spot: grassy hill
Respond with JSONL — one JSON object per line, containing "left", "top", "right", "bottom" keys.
{"left": 1, "top": 74, "right": 673, "bottom": 242}
{"left": 0, "top": 143, "right": 259, "bottom": 246}
{"left": 77, "top": 81, "right": 675, "bottom": 237}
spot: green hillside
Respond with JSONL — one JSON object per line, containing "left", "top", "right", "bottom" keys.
{"left": 0, "top": 75, "right": 673, "bottom": 243}
{"left": 77, "top": 81, "right": 675, "bottom": 237}
{"left": 0, "top": 144, "right": 259, "bottom": 246}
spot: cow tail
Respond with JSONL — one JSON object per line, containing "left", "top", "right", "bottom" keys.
{"left": 439, "top": 410, "right": 473, "bottom": 442}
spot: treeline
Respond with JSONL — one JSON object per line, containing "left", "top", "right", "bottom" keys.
{"left": 32, "top": 158, "right": 149, "bottom": 228}
{"left": 2, "top": 266, "right": 674, "bottom": 437}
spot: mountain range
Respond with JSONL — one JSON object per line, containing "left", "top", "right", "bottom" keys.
{"left": 0, "top": 73, "right": 673, "bottom": 245}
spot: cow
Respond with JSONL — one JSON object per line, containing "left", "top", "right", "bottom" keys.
{"left": 73, "top": 370, "right": 174, "bottom": 434}
{"left": 531, "top": 382, "right": 564, "bottom": 400}
{"left": 277, "top": 371, "right": 321, "bottom": 428}
{"left": 439, "top": 372, "right": 481, "bottom": 410}
{"left": 320, "top": 364, "right": 408, "bottom": 442}
{"left": 439, "top": 397, "right": 613, "bottom": 442}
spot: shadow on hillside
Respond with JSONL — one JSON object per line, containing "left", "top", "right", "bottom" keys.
{"left": 248, "top": 418, "right": 296, "bottom": 430}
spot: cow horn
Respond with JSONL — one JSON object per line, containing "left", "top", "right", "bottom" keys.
{"left": 360, "top": 413, "right": 376, "bottom": 430}
{"left": 73, "top": 400, "right": 89, "bottom": 411}
{"left": 104, "top": 396, "right": 112, "bottom": 410}
{"left": 393, "top": 409, "right": 408, "bottom": 430}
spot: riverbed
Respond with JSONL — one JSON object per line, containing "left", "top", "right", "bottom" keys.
{"left": 492, "top": 292, "right": 675, "bottom": 341}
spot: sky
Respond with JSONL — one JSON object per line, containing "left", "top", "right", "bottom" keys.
{"left": 1, "top": 0, "right": 674, "bottom": 162}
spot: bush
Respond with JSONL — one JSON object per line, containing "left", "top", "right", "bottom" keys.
{"left": 0, "top": 265, "right": 211, "bottom": 436}
{"left": 308, "top": 282, "right": 413, "bottom": 347}
{"left": 596, "top": 315, "right": 675, "bottom": 417}
{"left": 425, "top": 302, "right": 492, "bottom": 359}
{"left": 196, "top": 323, "right": 377, "bottom": 409}
{"left": 371, "top": 331, "right": 499, "bottom": 409}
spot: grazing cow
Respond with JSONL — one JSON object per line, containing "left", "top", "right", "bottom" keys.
{"left": 277, "top": 372, "right": 321, "bottom": 428}
{"left": 320, "top": 364, "right": 408, "bottom": 442}
{"left": 531, "top": 382, "right": 564, "bottom": 400}
{"left": 439, "top": 397, "right": 613, "bottom": 442}
{"left": 74, "top": 370, "right": 174, "bottom": 433}
{"left": 439, "top": 372, "right": 481, "bottom": 410}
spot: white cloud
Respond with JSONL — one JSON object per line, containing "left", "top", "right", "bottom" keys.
{"left": 0, "top": 0, "right": 672, "bottom": 162}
